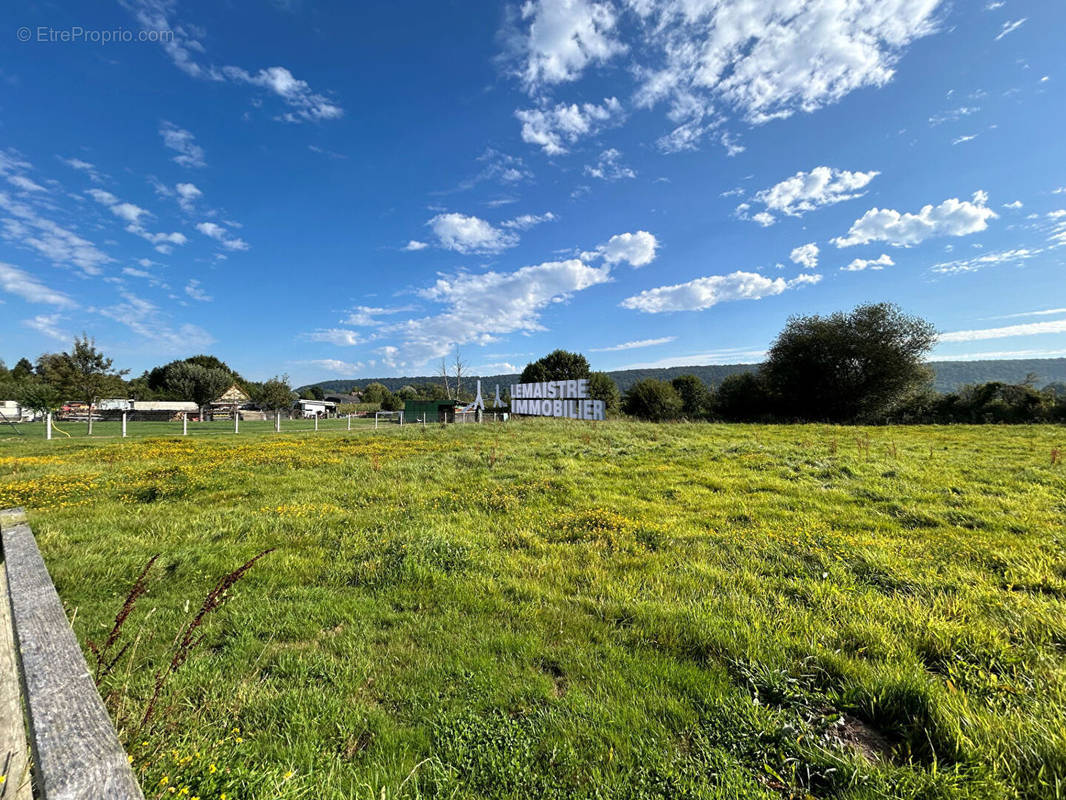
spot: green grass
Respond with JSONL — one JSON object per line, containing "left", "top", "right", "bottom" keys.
{"left": 1, "top": 421, "right": 1065, "bottom": 799}
{"left": 4, "top": 415, "right": 380, "bottom": 441}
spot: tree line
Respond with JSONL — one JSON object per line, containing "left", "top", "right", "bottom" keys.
{"left": 519, "top": 304, "right": 1066, "bottom": 424}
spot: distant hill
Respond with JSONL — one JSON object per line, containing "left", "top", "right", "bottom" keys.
{"left": 302, "top": 357, "right": 1066, "bottom": 396}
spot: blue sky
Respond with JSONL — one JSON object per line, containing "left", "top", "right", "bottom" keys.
{"left": 1, "top": 0, "right": 1064, "bottom": 384}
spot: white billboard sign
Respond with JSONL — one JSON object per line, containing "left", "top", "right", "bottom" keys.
{"left": 509, "top": 379, "right": 605, "bottom": 420}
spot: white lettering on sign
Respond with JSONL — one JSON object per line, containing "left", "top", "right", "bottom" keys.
{"left": 509, "top": 380, "right": 605, "bottom": 420}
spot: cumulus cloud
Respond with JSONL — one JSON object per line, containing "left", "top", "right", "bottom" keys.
{"left": 175, "top": 182, "right": 202, "bottom": 212}
{"left": 429, "top": 213, "right": 519, "bottom": 254}
{"left": 515, "top": 97, "right": 622, "bottom": 155}
{"left": 0, "top": 262, "right": 77, "bottom": 307}
{"left": 789, "top": 242, "right": 819, "bottom": 269}
{"left": 584, "top": 148, "right": 636, "bottom": 180}
{"left": 515, "top": 0, "right": 626, "bottom": 91}
{"left": 403, "top": 240, "right": 429, "bottom": 251}
{"left": 743, "top": 167, "right": 879, "bottom": 224}
{"left": 584, "top": 230, "right": 658, "bottom": 266}
{"left": 184, "top": 278, "right": 212, "bottom": 302}
{"left": 160, "top": 122, "right": 206, "bottom": 168}
{"left": 511, "top": 0, "right": 942, "bottom": 148}
{"left": 842, "top": 253, "right": 895, "bottom": 271}
{"left": 195, "top": 221, "right": 249, "bottom": 251}
{"left": 621, "top": 271, "right": 820, "bottom": 313}
{"left": 221, "top": 65, "right": 343, "bottom": 122}
{"left": 833, "top": 191, "right": 997, "bottom": 247}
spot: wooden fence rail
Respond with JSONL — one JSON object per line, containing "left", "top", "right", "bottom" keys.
{"left": 0, "top": 508, "right": 143, "bottom": 800}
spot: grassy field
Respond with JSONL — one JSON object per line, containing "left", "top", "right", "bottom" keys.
{"left": 1, "top": 421, "right": 1064, "bottom": 799}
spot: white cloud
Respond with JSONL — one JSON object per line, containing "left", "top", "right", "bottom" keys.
{"left": 111, "top": 202, "right": 150, "bottom": 224}
{"left": 57, "top": 157, "right": 103, "bottom": 183}
{"left": 616, "top": 346, "right": 768, "bottom": 370}
{"left": 184, "top": 279, "right": 212, "bottom": 302}
{"left": 589, "top": 336, "right": 676, "bottom": 352}
{"left": 428, "top": 213, "right": 519, "bottom": 254}
{"left": 584, "top": 148, "right": 636, "bottom": 180}
{"left": 0, "top": 192, "right": 111, "bottom": 275}
{"left": 175, "top": 182, "right": 202, "bottom": 211}
{"left": 306, "top": 329, "right": 363, "bottom": 346}
{"left": 500, "top": 212, "right": 557, "bottom": 230}
{"left": 22, "top": 313, "right": 70, "bottom": 342}
{"left": 585, "top": 230, "right": 658, "bottom": 267}
{"left": 7, "top": 175, "right": 47, "bottom": 193}
{"left": 986, "top": 307, "right": 1066, "bottom": 320}
{"left": 627, "top": 0, "right": 943, "bottom": 131}
{"left": 99, "top": 289, "right": 214, "bottom": 352}
{"left": 159, "top": 122, "right": 206, "bottom": 168}
{"left": 515, "top": 97, "right": 622, "bottom": 155}
{"left": 126, "top": 1, "right": 343, "bottom": 122}
{"left": 221, "top": 65, "right": 344, "bottom": 122}
{"left": 929, "top": 106, "right": 979, "bottom": 125}
{"left": 195, "top": 221, "right": 248, "bottom": 251}
{"left": 834, "top": 190, "right": 997, "bottom": 247}
{"left": 952, "top": 133, "right": 978, "bottom": 145}
{"left": 930, "top": 247, "right": 1040, "bottom": 274}
{"left": 385, "top": 258, "right": 612, "bottom": 365}
{"left": 404, "top": 240, "right": 428, "bottom": 251}
{"left": 994, "top": 18, "right": 1027, "bottom": 40}
{"left": 341, "top": 305, "right": 414, "bottom": 326}
{"left": 0, "top": 262, "right": 77, "bottom": 307}
{"left": 515, "top": 0, "right": 626, "bottom": 91}
{"left": 789, "top": 242, "right": 819, "bottom": 269}
{"left": 307, "top": 358, "right": 364, "bottom": 375}
{"left": 743, "top": 167, "right": 879, "bottom": 224}
{"left": 1003, "top": 200, "right": 1023, "bottom": 209}
{"left": 842, "top": 253, "right": 894, "bottom": 271}
{"left": 940, "top": 318, "right": 1066, "bottom": 342}
{"left": 620, "top": 270, "right": 820, "bottom": 313}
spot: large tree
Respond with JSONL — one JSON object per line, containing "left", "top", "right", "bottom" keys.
{"left": 163, "top": 362, "right": 232, "bottom": 419}
{"left": 762, "top": 303, "right": 936, "bottom": 422}
{"left": 47, "top": 336, "right": 128, "bottom": 432}
{"left": 520, "top": 350, "right": 591, "bottom": 383}
{"left": 671, "top": 374, "right": 712, "bottom": 419}
{"left": 621, "top": 379, "right": 683, "bottom": 422}
{"left": 587, "top": 372, "right": 620, "bottom": 413}
{"left": 255, "top": 376, "right": 295, "bottom": 412}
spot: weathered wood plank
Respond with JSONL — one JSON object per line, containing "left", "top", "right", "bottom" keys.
{"left": 2, "top": 518, "right": 144, "bottom": 800}
{"left": 0, "top": 554, "right": 31, "bottom": 800}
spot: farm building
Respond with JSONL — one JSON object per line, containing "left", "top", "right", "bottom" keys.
{"left": 400, "top": 399, "right": 458, "bottom": 424}
{"left": 295, "top": 398, "right": 337, "bottom": 418}
{"left": 210, "top": 383, "right": 251, "bottom": 420}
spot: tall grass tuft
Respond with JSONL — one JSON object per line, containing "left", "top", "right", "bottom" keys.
{"left": 88, "top": 554, "right": 159, "bottom": 684}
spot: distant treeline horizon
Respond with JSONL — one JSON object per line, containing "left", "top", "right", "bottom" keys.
{"left": 300, "top": 357, "right": 1066, "bottom": 396}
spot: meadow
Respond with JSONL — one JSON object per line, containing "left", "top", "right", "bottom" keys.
{"left": 0, "top": 421, "right": 1064, "bottom": 799}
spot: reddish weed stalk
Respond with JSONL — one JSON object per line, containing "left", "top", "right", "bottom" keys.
{"left": 140, "top": 548, "right": 274, "bottom": 727}
{"left": 88, "top": 554, "right": 159, "bottom": 685}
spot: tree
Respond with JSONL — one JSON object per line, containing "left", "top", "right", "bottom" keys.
{"left": 255, "top": 376, "right": 295, "bottom": 412}
{"left": 363, "top": 382, "right": 390, "bottom": 405}
{"left": 671, "top": 374, "right": 711, "bottom": 419}
{"left": 11, "top": 358, "right": 34, "bottom": 380}
{"left": 163, "top": 362, "right": 231, "bottom": 419}
{"left": 308, "top": 385, "right": 325, "bottom": 401}
{"left": 453, "top": 348, "right": 467, "bottom": 400}
{"left": 380, "top": 391, "right": 403, "bottom": 411}
{"left": 621, "top": 379, "right": 683, "bottom": 421}
{"left": 588, "top": 372, "right": 620, "bottom": 413}
{"left": 16, "top": 378, "right": 62, "bottom": 417}
{"left": 397, "top": 385, "right": 419, "bottom": 401}
{"left": 438, "top": 358, "right": 452, "bottom": 399}
{"left": 520, "top": 350, "right": 591, "bottom": 383}
{"left": 762, "top": 303, "right": 937, "bottom": 422}
{"left": 49, "top": 335, "right": 128, "bottom": 433}
{"left": 713, "top": 372, "right": 774, "bottom": 422}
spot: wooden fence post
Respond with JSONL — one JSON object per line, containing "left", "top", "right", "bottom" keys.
{"left": 1, "top": 509, "right": 145, "bottom": 799}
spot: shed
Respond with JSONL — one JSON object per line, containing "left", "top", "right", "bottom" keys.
{"left": 401, "top": 399, "right": 458, "bottom": 424}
